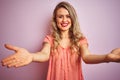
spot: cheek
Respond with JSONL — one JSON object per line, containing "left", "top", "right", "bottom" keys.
{"left": 56, "top": 19, "right": 62, "bottom": 26}
{"left": 69, "top": 19, "right": 72, "bottom": 24}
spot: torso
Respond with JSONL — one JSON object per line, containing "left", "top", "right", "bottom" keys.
{"left": 59, "top": 38, "right": 71, "bottom": 48}
{"left": 44, "top": 35, "right": 86, "bottom": 80}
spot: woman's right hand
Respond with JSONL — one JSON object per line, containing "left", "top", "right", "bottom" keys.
{"left": 1, "top": 44, "right": 33, "bottom": 68}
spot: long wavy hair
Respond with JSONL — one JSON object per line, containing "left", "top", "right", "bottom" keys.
{"left": 51, "top": 1, "right": 84, "bottom": 55}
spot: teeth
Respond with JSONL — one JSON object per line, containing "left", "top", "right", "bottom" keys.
{"left": 61, "top": 23, "right": 68, "bottom": 27}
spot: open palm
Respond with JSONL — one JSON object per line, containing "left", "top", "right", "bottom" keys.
{"left": 2, "top": 44, "right": 33, "bottom": 68}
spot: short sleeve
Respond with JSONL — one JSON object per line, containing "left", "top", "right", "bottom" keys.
{"left": 79, "top": 37, "right": 88, "bottom": 47}
{"left": 43, "top": 35, "right": 53, "bottom": 45}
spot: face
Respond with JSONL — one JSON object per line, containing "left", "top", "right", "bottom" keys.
{"left": 56, "top": 7, "right": 72, "bottom": 32}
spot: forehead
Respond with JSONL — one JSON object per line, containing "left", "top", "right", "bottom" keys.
{"left": 56, "top": 7, "right": 69, "bottom": 15}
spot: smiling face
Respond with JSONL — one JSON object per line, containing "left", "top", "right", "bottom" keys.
{"left": 56, "top": 7, "right": 72, "bottom": 32}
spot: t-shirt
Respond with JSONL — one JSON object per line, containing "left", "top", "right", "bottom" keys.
{"left": 43, "top": 35, "right": 88, "bottom": 80}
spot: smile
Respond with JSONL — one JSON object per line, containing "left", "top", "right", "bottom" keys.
{"left": 61, "top": 23, "right": 69, "bottom": 27}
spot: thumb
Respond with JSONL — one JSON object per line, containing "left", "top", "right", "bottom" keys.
{"left": 4, "top": 44, "right": 20, "bottom": 52}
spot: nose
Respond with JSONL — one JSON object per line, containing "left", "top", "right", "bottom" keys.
{"left": 62, "top": 16, "right": 67, "bottom": 22}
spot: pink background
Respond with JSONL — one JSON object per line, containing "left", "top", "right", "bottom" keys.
{"left": 0, "top": 0, "right": 120, "bottom": 80}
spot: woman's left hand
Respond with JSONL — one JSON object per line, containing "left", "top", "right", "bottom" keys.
{"left": 106, "top": 48, "right": 120, "bottom": 62}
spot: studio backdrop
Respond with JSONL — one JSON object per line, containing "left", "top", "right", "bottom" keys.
{"left": 0, "top": 0, "right": 120, "bottom": 80}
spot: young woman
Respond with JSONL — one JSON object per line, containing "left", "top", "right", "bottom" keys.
{"left": 1, "top": 1, "right": 120, "bottom": 80}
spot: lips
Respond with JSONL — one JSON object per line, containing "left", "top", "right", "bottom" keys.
{"left": 61, "top": 23, "right": 69, "bottom": 27}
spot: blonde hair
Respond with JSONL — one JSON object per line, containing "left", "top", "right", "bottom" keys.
{"left": 51, "top": 1, "right": 83, "bottom": 55}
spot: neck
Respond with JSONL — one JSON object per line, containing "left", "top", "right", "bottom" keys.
{"left": 61, "top": 30, "right": 69, "bottom": 39}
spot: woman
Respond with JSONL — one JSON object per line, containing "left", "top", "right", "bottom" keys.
{"left": 1, "top": 1, "right": 120, "bottom": 80}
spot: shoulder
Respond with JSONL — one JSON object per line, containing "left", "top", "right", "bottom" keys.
{"left": 44, "top": 34, "right": 53, "bottom": 39}
{"left": 43, "top": 34, "right": 53, "bottom": 45}
{"left": 79, "top": 37, "right": 88, "bottom": 47}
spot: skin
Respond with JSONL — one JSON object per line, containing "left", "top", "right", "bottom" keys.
{"left": 1, "top": 7, "right": 120, "bottom": 68}
{"left": 56, "top": 7, "right": 72, "bottom": 48}
{"left": 56, "top": 7, "right": 72, "bottom": 33}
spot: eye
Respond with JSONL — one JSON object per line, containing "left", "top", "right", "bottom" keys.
{"left": 57, "top": 15, "right": 63, "bottom": 18}
{"left": 66, "top": 15, "right": 71, "bottom": 18}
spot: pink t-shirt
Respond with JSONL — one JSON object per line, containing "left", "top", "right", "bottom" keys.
{"left": 44, "top": 35, "right": 88, "bottom": 80}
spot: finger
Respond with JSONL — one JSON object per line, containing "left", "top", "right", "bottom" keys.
{"left": 2, "top": 57, "right": 16, "bottom": 66}
{"left": 112, "top": 56, "right": 120, "bottom": 62}
{"left": 2, "top": 55, "right": 20, "bottom": 66}
{"left": 6, "top": 57, "right": 26, "bottom": 67}
{"left": 4, "top": 44, "right": 20, "bottom": 51}
{"left": 2, "top": 56, "right": 16, "bottom": 64}
{"left": 111, "top": 48, "right": 120, "bottom": 54}
{"left": 15, "top": 62, "right": 26, "bottom": 67}
{"left": 7, "top": 60, "right": 21, "bottom": 68}
{"left": 2, "top": 57, "right": 21, "bottom": 67}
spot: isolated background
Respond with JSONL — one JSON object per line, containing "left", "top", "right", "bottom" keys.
{"left": 0, "top": 0, "right": 120, "bottom": 80}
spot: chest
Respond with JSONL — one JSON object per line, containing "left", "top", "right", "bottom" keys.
{"left": 59, "top": 38, "right": 71, "bottom": 48}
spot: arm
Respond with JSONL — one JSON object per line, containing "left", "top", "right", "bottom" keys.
{"left": 1, "top": 42, "right": 51, "bottom": 68}
{"left": 80, "top": 44, "right": 120, "bottom": 64}
{"left": 31, "top": 42, "right": 51, "bottom": 62}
